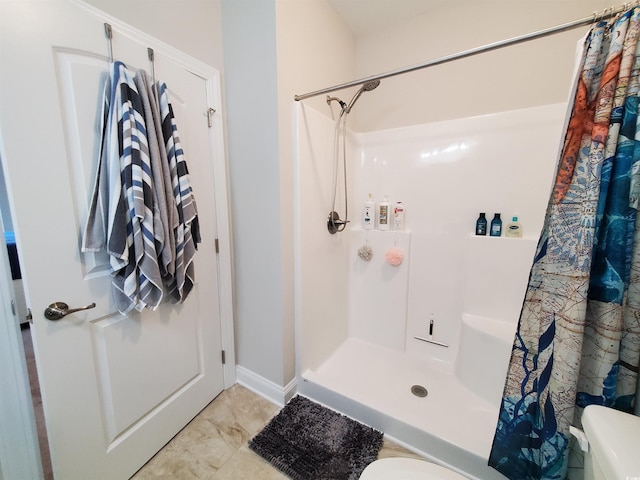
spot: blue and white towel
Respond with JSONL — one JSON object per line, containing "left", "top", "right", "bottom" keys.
{"left": 134, "top": 70, "right": 178, "bottom": 282}
{"left": 156, "top": 82, "right": 200, "bottom": 302}
{"left": 83, "top": 61, "right": 165, "bottom": 314}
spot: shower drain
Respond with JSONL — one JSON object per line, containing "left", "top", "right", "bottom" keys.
{"left": 411, "top": 384, "right": 428, "bottom": 398}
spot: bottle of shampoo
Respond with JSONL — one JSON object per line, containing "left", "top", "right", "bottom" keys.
{"left": 363, "top": 194, "right": 375, "bottom": 230}
{"left": 475, "top": 213, "right": 487, "bottom": 235}
{"left": 490, "top": 213, "right": 502, "bottom": 237}
{"left": 505, "top": 216, "right": 523, "bottom": 238}
{"left": 378, "top": 196, "right": 390, "bottom": 231}
{"left": 393, "top": 201, "right": 405, "bottom": 230}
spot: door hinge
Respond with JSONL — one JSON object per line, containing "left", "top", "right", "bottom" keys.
{"left": 26, "top": 308, "right": 33, "bottom": 324}
{"left": 214, "top": 237, "right": 219, "bottom": 253}
{"left": 221, "top": 350, "right": 226, "bottom": 364}
{"left": 207, "top": 107, "right": 216, "bottom": 128}
{"left": 10, "top": 300, "right": 16, "bottom": 316}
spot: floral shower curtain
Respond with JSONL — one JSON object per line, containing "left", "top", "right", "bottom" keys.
{"left": 489, "top": 8, "right": 640, "bottom": 480}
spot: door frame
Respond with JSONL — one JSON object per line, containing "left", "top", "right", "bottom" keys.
{"left": 0, "top": 208, "right": 43, "bottom": 480}
{"left": 69, "top": 0, "right": 237, "bottom": 388}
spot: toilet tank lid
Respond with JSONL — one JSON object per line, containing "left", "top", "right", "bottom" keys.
{"left": 582, "top": 405, "right": 640, "bottom": 479}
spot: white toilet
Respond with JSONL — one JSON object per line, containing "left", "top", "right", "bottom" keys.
{"left": 359, "top": 457, "right": 468, "bottom": 479}
{"left": 574, "top": 404, "right": 640, "bottom": 480}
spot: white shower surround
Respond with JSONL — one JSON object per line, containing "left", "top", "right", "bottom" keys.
{"left": 294, "top": 102, "right": 566, "bottom": 479}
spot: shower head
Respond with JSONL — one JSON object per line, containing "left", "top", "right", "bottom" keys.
{"left": 362, "top": 80, "right": 380, "bottom": 91}
{"left": 346, "top": 80, "right": 380, "bottom": 113}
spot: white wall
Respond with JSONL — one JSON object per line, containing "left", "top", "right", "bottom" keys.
{"left": 221, "top": 0, "right": 285, "bottom": 385}
{"left": 351, "top": 0, "right": 613, "bottom": 131}
{"left": 221, "top": 0, "right": 355, "bottom": 389}
{"left": 297, "top": 103, "right": 566, "bottom": 371}
{"left": 276, "top": 0, "right": 357, "bottom": 383}
{"left": 83, "top": 0, "right": 223, "bottom": 68}
{"left": 355, "top": 104, "right": 566, "bottom": 363}
{"left": 295, "top": 103, "right": 352, "bottom": 373}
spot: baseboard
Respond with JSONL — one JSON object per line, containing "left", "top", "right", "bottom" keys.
{"left": 235, "top": 365, "right": 297, "bottom": 407}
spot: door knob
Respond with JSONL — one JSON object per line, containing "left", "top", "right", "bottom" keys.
{"left": 44, "top": 302, "right": 96, "bottom": 321}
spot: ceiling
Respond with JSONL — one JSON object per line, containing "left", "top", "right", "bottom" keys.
{"left": 327, "top": 0, "right": 451, "bottom": 36}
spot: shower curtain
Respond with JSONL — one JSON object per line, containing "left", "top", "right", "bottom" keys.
{"left": 489, "top": 8, "right": 640, "bottom": 480}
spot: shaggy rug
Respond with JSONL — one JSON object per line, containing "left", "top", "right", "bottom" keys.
{"left": 249, "top": 395, "right": 384, "bottom": 480}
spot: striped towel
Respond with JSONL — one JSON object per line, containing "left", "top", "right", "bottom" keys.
{"left": 156, "top": 81, "right": 201, "bottom": 302}
{"left": 83, "top": 62, "right": 164, "bottom": 314}
{"left": 120, "top": 66, "right": 164, "bottom": 312}
{"left": 134, "top": 70, "right": 178, "bottom": 281}
{"left": 82, "top": 62, "right": 129, "bottom": 271}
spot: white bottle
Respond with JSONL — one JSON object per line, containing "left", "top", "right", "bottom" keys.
{"left": 362, "top": 194, "right": 375, "bottom": 230}
{"left": 378, "top": 196, "right": 390, "bottom": 230}
{"left": 393, "top": 201, "right": 405, "bottom": 230}
{"left": 505, "top": 216, "right": 523, "bottom": 238}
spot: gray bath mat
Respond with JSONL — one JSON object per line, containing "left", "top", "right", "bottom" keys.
{"left": 249, "top": 395, "right": 383, "bottom": 480}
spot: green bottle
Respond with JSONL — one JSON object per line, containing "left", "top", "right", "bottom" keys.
{"left": 490, "top": 213, "right": 502, "bottom": 237}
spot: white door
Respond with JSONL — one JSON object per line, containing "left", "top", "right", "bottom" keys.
{"left": 0, "top": 2, "right": 232, "bottom": 479}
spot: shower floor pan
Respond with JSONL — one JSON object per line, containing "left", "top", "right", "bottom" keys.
{"left": 299, "top": 337, "right": 506, "bottom": 480}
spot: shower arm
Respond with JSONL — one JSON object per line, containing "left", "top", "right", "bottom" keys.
{"left": 327, "top": 95, "right": 347, "bottom": 111}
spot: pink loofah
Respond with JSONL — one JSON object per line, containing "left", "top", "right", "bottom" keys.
{"left": 385, "top": 247, "right": 403, "bottom": 266}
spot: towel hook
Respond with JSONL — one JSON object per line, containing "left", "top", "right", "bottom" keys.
{"left": 148, "top": 47, "right": 156, "bottom": 84}
{"left": 104, "top": 23, "right": 113, "bottom": 63}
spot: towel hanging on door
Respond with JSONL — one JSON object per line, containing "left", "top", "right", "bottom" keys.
{"left": 82, "top": 61, "right": 200, "bottom": 314}
{"left": 155, "top": 81, "right": 200, "bottom": 302}
{"left": 133, "top": 70, "right": 178, "bottom": 283}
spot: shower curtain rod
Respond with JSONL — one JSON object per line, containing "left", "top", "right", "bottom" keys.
{"left": 294, "top": 4, "right": 630, "bottom": 101}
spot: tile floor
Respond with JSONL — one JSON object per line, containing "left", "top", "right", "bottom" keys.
{"left": 131, "top": 384, "right": 422, "bottom": 479}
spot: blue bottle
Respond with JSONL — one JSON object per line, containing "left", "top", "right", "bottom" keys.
{"left": 475, "top": 213, "right": 487, "bottom": 235}
{"left": 490, "top": 213, "right": 502, "bottom": 237}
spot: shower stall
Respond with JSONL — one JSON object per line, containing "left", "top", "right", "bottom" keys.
{"left": 294, "top": 101, "right": 566, "bottom": 479}
{"left": 291, "top": 7, "right": 635, "bottom": 477}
